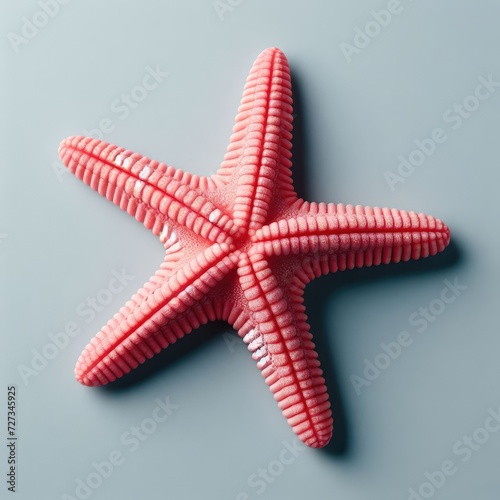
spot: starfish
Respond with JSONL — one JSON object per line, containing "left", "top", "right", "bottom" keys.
{"left": 58, "top": 47, "right": 450, "bottom": 448}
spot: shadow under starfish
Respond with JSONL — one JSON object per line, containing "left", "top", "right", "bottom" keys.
{"left": 58, "top": 47, "right": 456, "bottom": 452}
{"left": 97, "top": 64, "right": 462, "bottom": 457}
{"left": 289, "top": 71, "right": 463, "bottom": 457}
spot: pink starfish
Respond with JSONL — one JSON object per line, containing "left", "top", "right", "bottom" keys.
{"left": 58, "top": 47, "right": 450, "bottom": 448}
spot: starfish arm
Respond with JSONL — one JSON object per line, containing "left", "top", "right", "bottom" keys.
{"left": 253, "top": 203, "right": 450, "bottom": 267}
{"left": 237, "top": 254, "right": 333, "bottom": 448}
{"left": 58, "top": 136, "right": 235, "bottom": 244}
{"left": 215, "top": 47, "right": 297, "bottom": 231}
{"left": 76, "top": 243, "right": 237, "bottom": 386}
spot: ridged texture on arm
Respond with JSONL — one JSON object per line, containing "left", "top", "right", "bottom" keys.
{"left": 58, "top": 136, "right": 235, "bottom": 244}
{"left": 238, "top": 255, "right": 332, "bottom": 448}
{"left": 75, "top": 244, "right": 238, "bottom": 386}
{"left": 217, "top": 48, "right": 297, "bottom": 231}
{"left": 253, "top": 202, "right": 449, "bottom": 268}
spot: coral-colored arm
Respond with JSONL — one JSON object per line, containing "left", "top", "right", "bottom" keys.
{"left": 58, "top": 136, "right": 235, "bottom": 244}
{"left": 76, "top": 243, "right": 237, "bottom": 386}
{"left": 253, "top": 203, "right": 450, "bottom": 269}
{"left": 215, "top": 48, "right": 297, "bottom": 231}
{"left": 237, "top": 254, "right": 333, "bottom": 448}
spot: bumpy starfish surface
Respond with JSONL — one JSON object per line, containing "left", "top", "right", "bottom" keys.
{"left": 59, "top": 47, "right": 450, "bottom": 448}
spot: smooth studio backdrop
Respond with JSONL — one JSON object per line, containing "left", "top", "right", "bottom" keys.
{"left": 1, "top": 1, "right": 499, "bottom": 499}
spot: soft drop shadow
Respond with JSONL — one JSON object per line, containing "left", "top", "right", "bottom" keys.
{"left": 100, "top": 69, "right": 463, "bottom": 461}
{"left": 304, "top": 240, "right": 462, "bottom": 458}
{"left": 289, "top": 70, "right": 464, "bottom": 458}
{"left": 99, "top": 321, "right": 226, "bottom": 391}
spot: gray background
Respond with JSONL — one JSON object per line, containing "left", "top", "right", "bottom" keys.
{"left": 1, "top": 1, "right": 499, "bottom": 499}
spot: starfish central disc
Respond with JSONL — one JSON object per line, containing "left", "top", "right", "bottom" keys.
{"left": 58, "top": 47, "right": 450, "bottom": 449}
